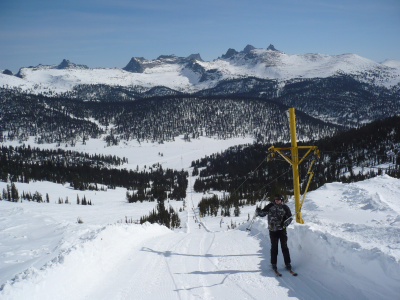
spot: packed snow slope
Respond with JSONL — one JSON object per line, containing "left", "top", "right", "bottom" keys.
{"left": 0, "top": 137, "right": 399, "bottom": 300}
{"left": 1, "top": 45, "right": 399, "bottom": 94}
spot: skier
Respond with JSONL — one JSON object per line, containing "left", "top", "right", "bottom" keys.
{"left": 256, "top": 193, "right": 293, "bottom": 273}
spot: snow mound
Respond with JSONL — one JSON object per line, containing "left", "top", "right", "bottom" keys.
{"left": 0, "top": 223, "right": 171, "bottom": 300}
{"left": 248, "top": 221, "right": 400, "bottom": 300}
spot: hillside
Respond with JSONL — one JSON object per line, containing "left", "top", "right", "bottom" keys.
{"left": 0, "top": 89, "right": 341, "bottom": 145}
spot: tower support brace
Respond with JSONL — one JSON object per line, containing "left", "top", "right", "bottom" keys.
{"left": 268, "top": 108, "right": 319, "bottom": 223}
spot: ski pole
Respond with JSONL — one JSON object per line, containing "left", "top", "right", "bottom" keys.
{"left": 246, "top": 211, "right": 257, "bottom": 232}
{"left": 246, "top": 193, "right": 268, "bottom": 232}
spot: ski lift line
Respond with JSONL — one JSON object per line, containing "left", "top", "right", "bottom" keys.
{"left": 316, "top": 161, "right": 398, "bottom": 171}
{"left": 246, "top": 192, "right": 268, "bottom": 232}
{"left": 320, "top": 149, "right": 400, "bottom": 155}
{"left": 274, "top": 150, "right": 398, "bottom": 169}
{"left": 269, "top": 148, "right": 400, "bottom": 160}
{"left": 230, "top": 156, "right": 268, "bottom": 197}
{"left": 274, "top": 151, "right": 400, "bottom": 158}
{"left": 252, "top": 168, "right": 292, "bottom": 196}
{"left": 274, "top": 156, "right": 397, "bottom": 171}
{"left": 272, "top": 155, "right": 398, "bottom": 170}
{"left": 319, "top": 150, "right": 400, "bottom": 158}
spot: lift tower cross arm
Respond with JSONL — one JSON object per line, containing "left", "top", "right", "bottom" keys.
{"left": 268, "top": 108, "right": 320, "bottom": 224}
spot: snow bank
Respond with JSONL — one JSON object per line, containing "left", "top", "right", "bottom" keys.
{"left": 243, "top": 174, "right": 400, "bottom": 300}
{"left": 0, "top": 223, "right": 171, "bottom": 300}
{"left": 247, "top": 221, "right": 400, "bottom": 300}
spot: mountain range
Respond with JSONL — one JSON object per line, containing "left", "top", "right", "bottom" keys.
{"left": 1, "top": 44, "right": 399, "bottom": 95}
{"left": 1, "top": 44, "right": 400, "bottom": 132}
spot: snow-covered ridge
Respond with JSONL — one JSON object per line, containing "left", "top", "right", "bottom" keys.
{"left": 381, "top": 59, "right": 400, "bottom": 69}
{"left": 1, "top": 45, "right": 399, "bottom": 95}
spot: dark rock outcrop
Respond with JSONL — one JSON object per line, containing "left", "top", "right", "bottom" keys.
{"left": 242, "top": 45, "right": 256, "bottom": 53}
{"left": 2, "top": 69, "right": 13, "bottom": 76}
{"left": 57, "top": 59, "right": 89, "bottom": 70}
{"left": 222, "top": 48, "right": 238, "bottom": 59}
{"left": 186, "top": 54, "right": 203, "bottom": 62}
{"left": 123, "top": 57, "right": 144, "bottom": 73}
{"left": 267, "top": 44, "right": 278, "bottom": 51}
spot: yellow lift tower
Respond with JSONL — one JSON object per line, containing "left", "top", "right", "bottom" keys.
{"left": 268, "top": 108, "right": 320, "bottom": 224}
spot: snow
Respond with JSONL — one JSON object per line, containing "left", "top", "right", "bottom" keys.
{"left": 2, "top": 50, "right": 400, "bottom": 95}
{"left": 381, "top": 59, "right": 400, "bottom": 70}
{"left": 0, "top": 135, "right": 399, "bottom": 299}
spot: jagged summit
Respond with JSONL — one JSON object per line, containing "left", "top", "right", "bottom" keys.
{"left": 222, "top": 48, "right": 238, "bottom": 59}
{"left": 242, "top": 45, "right": 256, "bottom": 53}
{"left": 123, "top": 53, "right": 204, "bottom": 73}
{"left": 186, "top": 53, "right": 203, "bottom": 62}
{"left": 267, "top": 44, "right": 278, "bottom": 51}
{"left": 222, "top": 44, "right": 279, "bottom": 58}
{"left": 57, "top": 59, "right": 88, "bottom": 70}
{"left": 123, "top": 57, "right": 144, "bottom": 73}
{"left": 157, "top": 54, "right": 178, "bottom": 60}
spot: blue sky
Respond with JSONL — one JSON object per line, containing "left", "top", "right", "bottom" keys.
{"left": 1, "top": 0, "right": 399, "bottom": 73}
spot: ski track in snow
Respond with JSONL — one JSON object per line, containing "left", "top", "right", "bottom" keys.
{"left": 0, "top": 137, "right": 399, "bottom": 299}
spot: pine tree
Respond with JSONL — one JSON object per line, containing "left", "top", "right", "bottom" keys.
{"left": 33, "top": 191, "right": 43, "bottom": 202}
{"left": 7, "top": 184, "right": 11, "bottom": 201}
{"left": 11, "top": 183, "right": 19, "bottom": 202}
{"left": 234, "top": 205, "right": 240, "bottom": 217}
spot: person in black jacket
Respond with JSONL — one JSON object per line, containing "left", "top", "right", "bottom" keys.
{"left": 256, "top": 193, "right": 293, "bottom": 271}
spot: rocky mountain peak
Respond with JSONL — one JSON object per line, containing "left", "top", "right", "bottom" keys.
{"left": 242, "top": 45, "right": 256, "bottom": 53}
{"left": 57, "top": 59, "right": 88, "bottom": 70}
{"left": 222, "top": 48, "right": 238, "bottom": 59}
{"left": 267, "top": 44, "right": 278, "bottom": 51}
{"left": 157, "top": 55, "right": 178, "bottom": 60}
{"left": 186, "top": 53, "right": 203, "bottom": 62}
{"left": 123, "top": 57, "right": 144, "bottom": 73}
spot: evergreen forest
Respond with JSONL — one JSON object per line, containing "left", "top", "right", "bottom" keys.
{"left": 192, "top": 116, "right": 400, "bottom": 216}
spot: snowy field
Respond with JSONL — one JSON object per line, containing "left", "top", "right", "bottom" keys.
{"left": 0, "top": 136, "right": 399, "bottom": 300}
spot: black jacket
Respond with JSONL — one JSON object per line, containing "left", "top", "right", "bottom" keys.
{"left": 258, "top": 202, "right": 292, "bottom": 231}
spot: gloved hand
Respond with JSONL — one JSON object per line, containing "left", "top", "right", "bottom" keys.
{"left": 255, "top": 208, "right": 261, "bottom": 216}
{"left": 282, "top": 219, "right": 291, "bottom": 228}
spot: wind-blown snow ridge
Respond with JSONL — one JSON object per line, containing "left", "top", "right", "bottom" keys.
{"left": 0, "top": 223, "right": 171, "bottom": 299}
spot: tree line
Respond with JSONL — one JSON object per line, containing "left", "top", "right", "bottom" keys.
{"left": 140, "top": 199, "right": 181, "bottom": 229}
{"left": 0, "top": 145, "right": 188, "bottom": 200}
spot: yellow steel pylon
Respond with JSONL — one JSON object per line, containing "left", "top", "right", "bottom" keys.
{"left": 268, "top": 108, "right": 320, "bottom": 224}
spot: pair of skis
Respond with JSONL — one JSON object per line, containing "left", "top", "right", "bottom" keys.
{"left": 270, "top": 265, "right": 298, "bottom": 277}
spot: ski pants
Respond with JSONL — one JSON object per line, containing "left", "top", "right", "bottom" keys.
{"left": 269, "top": 229, "right": 291, "bottom": 266}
